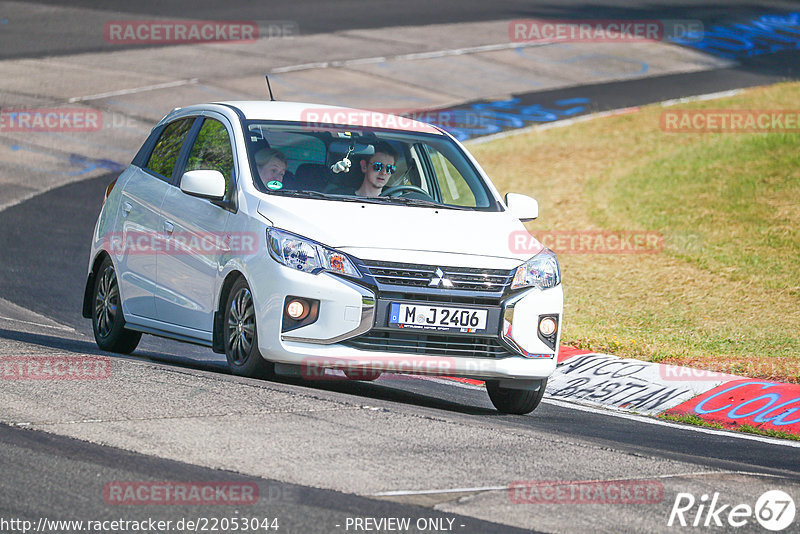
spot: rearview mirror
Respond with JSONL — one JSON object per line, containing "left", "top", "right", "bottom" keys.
{"left": 329, "top": 141, "right": 374, "bottom": 155}
{"left": 505, "top": 193, "right": 538, "bottom": 221}
{"left": 180, "top": 170, "right": 226, "bottom": 201}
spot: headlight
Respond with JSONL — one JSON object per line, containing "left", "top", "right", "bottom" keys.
{"left": 511, "top": 248, "right": 560, "bottom": 290}
{"left": 267, "top": 228, "right": 361, "bottom": 278}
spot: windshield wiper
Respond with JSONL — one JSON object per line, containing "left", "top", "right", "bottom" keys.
{"left": 375, "top": 196, "right": 470, "bottom": 210}
{"left": 269, "top": 189, "right": 469, "bottom": 209}
{"left": 269, "top": 190, "right": 364, "bottom": 203}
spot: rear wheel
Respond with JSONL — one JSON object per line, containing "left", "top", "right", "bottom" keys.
{"left": 224, "top": 277, "right": 273, "bottom": 378}
{"left": 91, "top": 257, "right": 141, "bottom": 353}
{"left": 486, "top": 378, "right": 547, "bottom": 415}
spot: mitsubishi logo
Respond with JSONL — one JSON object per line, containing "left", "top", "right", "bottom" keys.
{"left": 428, "top": 267, "right": 454, "bottom": 288}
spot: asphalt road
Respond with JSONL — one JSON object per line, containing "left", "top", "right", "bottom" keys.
{"left": 3, "top": 0, "right": 797, "bottom": 59}
{"left": 0, "top": 422, "right": 528, "bottom": 534}
{"left": 2, "top": 1, "right": 800, "bottom": 533}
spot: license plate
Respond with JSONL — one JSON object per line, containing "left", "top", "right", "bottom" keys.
{"left": 388, "top": 303, "right": 488, "bottom": 333}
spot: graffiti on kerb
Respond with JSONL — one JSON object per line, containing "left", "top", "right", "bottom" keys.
{"left": 670, "top": 12, "right": 800, "bottom": 59}
{"left": 429, "top": 97, "right": 591, "bottom": 141}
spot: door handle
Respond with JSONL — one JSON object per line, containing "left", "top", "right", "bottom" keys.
{"left": 164, "top": 221, "right": 174, "bottom": 236}
{"left": 122, "top": 202, "right": 132, "bottom": 217}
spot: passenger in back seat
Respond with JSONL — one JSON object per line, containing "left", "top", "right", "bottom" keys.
{"left": 255, "top": 148, "right": 288, "bottom": 184}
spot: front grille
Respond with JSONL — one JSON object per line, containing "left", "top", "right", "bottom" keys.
{"left": 379, "top": 292, "right": 500, "bottom": 306}
{"left": 342, "top": 331, "right": 513, "bottom": 358}
{"left": 362, "top": 260, "right": 513, "bottom": 293}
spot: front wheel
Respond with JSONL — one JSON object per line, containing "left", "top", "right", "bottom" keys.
{"left": 224, "top": 277, "right": 273, "bottom": 378}
{"left": 486, "top": 378, "right": 547, "bottom": 415}
{"left": 91, "top": 257, "right": 141, "bottom": 354}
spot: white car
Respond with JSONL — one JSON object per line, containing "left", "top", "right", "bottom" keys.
{"left": 82, "top": 101, "right": 563, "bottom": 414}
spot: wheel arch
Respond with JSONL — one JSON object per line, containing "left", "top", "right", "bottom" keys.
{"left": 81, "top": 251, "right": 111, "bottom": 318}
{"left": 212, "top": 270, "right": 245, "bottom": 353}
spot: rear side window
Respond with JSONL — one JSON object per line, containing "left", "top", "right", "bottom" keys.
{"left": 247, "top": 126, "right": 326, "bottom": 174}
{"left": 185, "top": 118, "right": 234, "bottom": 197}
{"left": 145, "top": 118, "right": 194, "bottom": 180}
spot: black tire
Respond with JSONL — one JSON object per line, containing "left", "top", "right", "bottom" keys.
{"left": 91, "top": 257, "right": 141, "bottom": 354}
{"left": 343, "top": 369, "right": 382, "bottom": 381}
{"left": 224, "top": 277, "right": 273, "bottom": 378}
{"left": 486, "top": 378, "right": 547, "bottom": 415}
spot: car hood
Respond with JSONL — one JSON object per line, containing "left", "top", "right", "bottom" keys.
{"left": 256, "top": 196, "right": 541, "bottom": 265}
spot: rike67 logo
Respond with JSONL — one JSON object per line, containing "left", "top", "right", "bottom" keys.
{"left": 668, "top": 490, "right": 796, "bottom": 531}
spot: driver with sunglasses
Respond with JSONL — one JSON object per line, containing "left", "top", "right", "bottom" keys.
{"left": 353, "top": 141, "right": 398, "bottom": 197}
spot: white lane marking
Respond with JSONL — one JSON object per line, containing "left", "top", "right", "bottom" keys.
{"left": 375, "top": 485, "right": 506, "bottom": 497}
{"left": 542, "top": 397, "right": 800, "bottom": 448}
{"left": 373, "top": 470, "right": 793, "bottom": 497}
{"left": 659, "top": 89, "right": 744, "bottom": 107}
{"left": 0, "top": 315, "right": 76, "bottom": 332}
{"left": 404, "top": 374, "right": 800, "bottom": 447}
{"left": 67, "top": 78, "right": 199, "bottom": 103}
{"left": 270, "top": 42, "right": 549, "bottom": 73}
{"left": 465, "top": 89, "right": 746, "bottom": 146}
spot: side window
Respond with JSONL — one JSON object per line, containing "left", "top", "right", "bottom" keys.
{"left": 185, "top": 118, "right": 234, "bottom": 198}
{"left": 388, "top": 145, "right": 428, "bottom": 192}
{"left": 425, "top": 145, "right": 477, "bottom": 207}
{"left": 145, "top": 118, "right": 194, "bottom": 180}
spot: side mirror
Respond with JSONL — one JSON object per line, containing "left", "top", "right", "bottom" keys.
{"left": 505, "top": 193, "right": 538, "bottom": 221}
{"left": 180, "top": 170, "right": 226, "bottom": 201}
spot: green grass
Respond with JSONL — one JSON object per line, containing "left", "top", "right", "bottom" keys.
{"left": 603, "top": 132, "right": 799, "bottom": 293}
{"left": 470, "top": 82, "right": 800, "bottom": 382}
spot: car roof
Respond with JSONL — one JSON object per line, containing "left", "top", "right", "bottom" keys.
{"left": 213, "top": 101, "right": 444, "bottom": 135}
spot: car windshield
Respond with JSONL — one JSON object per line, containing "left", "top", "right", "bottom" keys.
{"left": 244, "top": 122, "right": 500, "bottom": 211}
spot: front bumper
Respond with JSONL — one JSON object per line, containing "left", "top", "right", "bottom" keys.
{"left": 253, "top": 261, "right": 563, "bottom": 381}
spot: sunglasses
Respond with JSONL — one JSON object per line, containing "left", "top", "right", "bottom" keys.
{"left": 371, "top": 162, "right": 396, "bottom": 174}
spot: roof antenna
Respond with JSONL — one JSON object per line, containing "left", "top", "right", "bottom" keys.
{"left": 265, "top": 75, "right": 275, "bottom": 101}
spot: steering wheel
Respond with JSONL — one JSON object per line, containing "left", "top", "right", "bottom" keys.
{"left": 380, "top": 184, "right": 431, "bottom": 198}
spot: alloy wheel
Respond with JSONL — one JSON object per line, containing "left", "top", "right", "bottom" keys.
{"left": 94, "top": 266, "right": 119, "bottom": 338}
{"left": 227, "top": 287, "right": 255, "bottom": 364}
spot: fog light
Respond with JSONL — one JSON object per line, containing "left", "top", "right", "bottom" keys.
{"left": 286, "top": 299, "right": 308, "bottom": 320}
{"left": 539, "top": 317, "right": 557, "bottom": 337}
